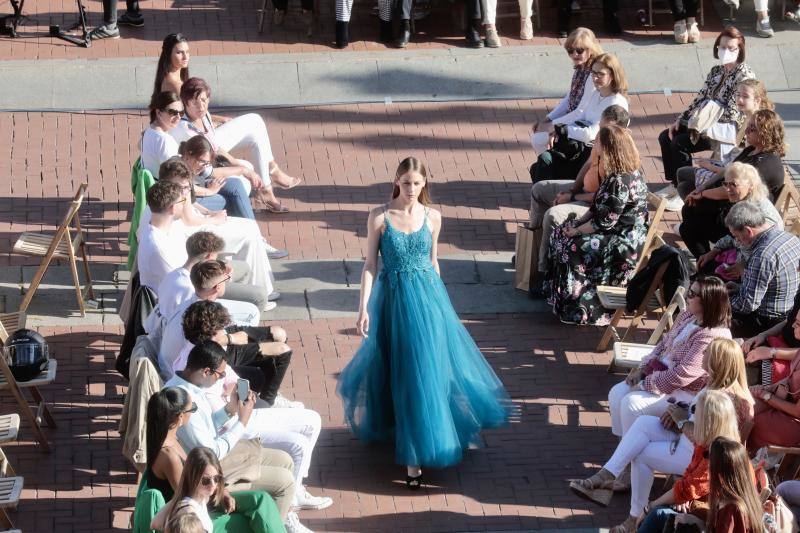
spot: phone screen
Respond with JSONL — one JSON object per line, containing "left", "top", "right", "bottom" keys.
{"left": 237, "top": 378, "right": 249, "bottom": 402}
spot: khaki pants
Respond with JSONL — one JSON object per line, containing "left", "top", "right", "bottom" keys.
{"left": 224, "top": 445, "right": 296, "bottom": 520}
{"left": 529, "top": 180, "right": 590, "bottom": 273}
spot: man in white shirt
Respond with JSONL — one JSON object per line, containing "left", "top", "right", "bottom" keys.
{"left": 165, "top": 341, "right": 315, "bottom": 533}
{"left": 137, "top": 180, "right": 189, "bottom": 291}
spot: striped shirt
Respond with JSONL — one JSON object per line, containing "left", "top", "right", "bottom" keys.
{"left": 731, "top": 226, "right": 800, "bottom": 319}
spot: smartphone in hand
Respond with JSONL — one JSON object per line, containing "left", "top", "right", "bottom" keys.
{"left": 237, "top": 378, "right": 250, "bottom": 403}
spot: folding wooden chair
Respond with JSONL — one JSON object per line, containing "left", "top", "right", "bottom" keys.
{"left": 610, "top": 286, "right": 687, "bottom": 373}
{"left": 14, "top": 183, "right": 96, "bottom": 316}
{"left": 0, "top": 318, "right": 57, "bottom": 453}
{"left": 0, "top": 477, "right": 24, "bottom": 530}
{"left": 595, "top": 192, "right": 668, "bottom": 351}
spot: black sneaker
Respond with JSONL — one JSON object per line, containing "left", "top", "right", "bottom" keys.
{"left": 118, "top": 12, "right": 144, "bottom": 27}
{"left": 465, "top": 26, "right": 483, "bottom": 48}
{"left": 88, "top": 24, "right": 120, "bottom": 40}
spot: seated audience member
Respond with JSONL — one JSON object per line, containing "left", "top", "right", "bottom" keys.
{"left": 527, "top": 105, "right": 629, "bottom": 292}
{"left": 656, "top": 27, "right": 754, "bottom": 211}
{"left": 571, "top": 338, "right": 753, "bottom": 511}
{"left": 159, "top": 266, "right": 289, "bottom": 397}
{"left": 741, "top": 284, "right": 800, "bottom": 366}
{"left": 156, "top": 158, "right": 279, "bottom": 302}
{"left": 157, "top": 231, "right": 270, "bottom": 325}
{"left": 687, "top": 162, "right": 783, "bottom": 269}
{"left": 143, "top": 388, "right": 284, "bottom": 533}
{"left": 165, "top": 342, "right": 321, "bottom": 532}
{"left": 529, "top": 53, "right": 629, "bottom": 183}
{"left": 170, "top": 76, "right": 299, "bottom": 213}
{"left": 747, "top": 315, "right": 800, "bottom": 450}
{"left": 137, "top": 181, "right": 188, "bottom": 291}
{"left": 544, "top": 125, "right": 646, "bottom": 325}
{"left": 141, "top": 92, "right": 184, "bottom": 178}
{"left": 607, "top": 277, "right": 732, "bottom": 437}
{"left": 723, "top": 201, "right": 800, "bottom": 338}
{"left": 675, "top": 79, "right": 773, "bottom": 200}
{"left": 643, "top": 437, "right": 763, "bottom": 533}
{"left": 540, "top": 28, "right": 602, "bottom": 126}
{"left": 609, "top": 390, "right": 740, "bottom": 533}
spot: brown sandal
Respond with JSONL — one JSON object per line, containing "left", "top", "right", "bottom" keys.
{"left": 609, "top": 516, "right": 637, "bottom": 533}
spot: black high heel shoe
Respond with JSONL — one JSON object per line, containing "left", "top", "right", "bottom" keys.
{"left": 406, "top": 473, "right": 423, "bottom": 491}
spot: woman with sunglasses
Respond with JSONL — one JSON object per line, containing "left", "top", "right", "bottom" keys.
{"left": 530, "top": 52, "right": 628, "bottom": 183}
{"left": 141, "top": 91, "right": 185, "bottom": 179}
{"left": 571, "top": 338, "right": 753, "bottom": 518}
{"left": 607, "top": 277, "right": 732, "bottom": 437}
{"left": 656, "top": 26, "right": 754, "bottom": 212}
{"left": 143, "top": 390, "right": 284, "bottom": 533}
{"left": 688, "top": 162, "right": 783, "bottom": 279}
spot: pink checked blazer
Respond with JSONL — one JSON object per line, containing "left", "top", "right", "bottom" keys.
{"left": 639, "top": 310, "right": 732, "bottom": 395}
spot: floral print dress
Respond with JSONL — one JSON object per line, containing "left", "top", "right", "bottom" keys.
{"left": 548, "top": 170, "right": 649, "bottom": 326}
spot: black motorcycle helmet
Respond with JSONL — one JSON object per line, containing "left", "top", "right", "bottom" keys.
{"left": 3, "top": 329, "right": 49, "bottom": 382}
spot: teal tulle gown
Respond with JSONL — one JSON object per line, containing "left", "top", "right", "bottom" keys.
{"left": 337, "top": 208, "right": 513, "bottom": 468}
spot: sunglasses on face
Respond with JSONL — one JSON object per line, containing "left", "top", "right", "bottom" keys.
{"left": 183, "top": 402, "right": 198, "bottom": 414}
{"left": 164, "top": 108, "right": 185, "bottom": 118}
{"left": 210, "top": 368, "right": 226, "bottom": 379}
{"left": 212, "top": 275, "right": 231, "bottom": 290}
{"left": 566, "top": 47, "right": 585, "bottom": 55}
{"left": 687, "top": 288, "right": 699, "bottom": 299}
{"left": 200, "top": 475, "right": 223, "bottom": 487}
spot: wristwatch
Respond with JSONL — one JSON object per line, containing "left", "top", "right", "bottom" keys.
{"left": 770, "top": 347, "right": 777, "bottom": 359}
{"left": 763, "top": 391, "right": 774, "bottom": 402}
{"left": 676, "top": 419, "right": 689, "bottom": 431}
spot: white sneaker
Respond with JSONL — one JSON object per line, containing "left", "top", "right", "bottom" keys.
{"left": 263, "top": 239, "right": 290, "bottom": 259}
{"left": 294, "top": 486, "right": 333, "bottom": 510}
{"left": 687, "top": 22, "right": 700, "bottom": 43}
{"left": 273, "top": 393, "right": 304, "bottom": 409}
{"left": 263, "top": 301, "right": 278, "bottom": 312}
{"left": 268, "top": 291, "right": 281, "bottom": 301}
{"left": 665, "top": 195, "right": 685, "bottom": 212}
{"left": 654, "top": 184, "right": 678, "bottom": 198}
{"left": 284, "top": 511, "right": 314, "bottom": 533}
{"left": 673, "top": 20, "right": 688, "bottom": 44}
{"left": 756, "top": 17, "right": 774, "bottom": 37}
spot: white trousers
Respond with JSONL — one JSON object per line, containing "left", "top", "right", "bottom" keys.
{"left": 242, "top": 407, "right": 322, "bottom": 492}
{"left": 214, "top": 114, "right": 276, "bottom": 186}
{"left": 754, "top": 0, "right": 768, "bottom": 11}
{"left": 181, "top": 216, "right": 275, "bottom": 297}
{"left": 481, "top": 0, "right": 497, "bottom": 24}
{"left": 603, "top": 415, "right": 694, "bottom": 517}
{"left": 531, "top": 131, "right": 551, "bottom": 155}
{"left": 519, "top": 0, "right": 533, "bottom": 18}
{"left": 608, "top": 381, "right": 695, "bottom": 437}
{"left": 217, "top": 298, "right": 260, "bottom": 327}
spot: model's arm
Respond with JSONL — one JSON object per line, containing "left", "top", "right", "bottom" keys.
{"left": 429, "top": 209, "right": 442, "bottom": 275}
{"left": 357, "top": 208, "right": 383, "bottom": 338}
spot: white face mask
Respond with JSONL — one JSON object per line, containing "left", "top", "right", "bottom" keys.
{"left": 719, "top": 48, "right": 738, "bottom": 65}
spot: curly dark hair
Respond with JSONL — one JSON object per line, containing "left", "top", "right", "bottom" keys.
{"left": 181, "top": 300, "right": 230, "bottom": 345}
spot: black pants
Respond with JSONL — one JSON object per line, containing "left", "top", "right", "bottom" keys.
{"left": 658, "top": 125, "right": 712, "bottom": 185}
{"left": 530, "top": 144, "right": 592, "bottom": 183}
{"left": 557, "top": 0, "right": 618, "bottom": 33}
{"left": 669, "top": 0, "right": 698, "bottom": 20}
{"left": 465, "top": 0, "right": 482, "bottom": 20}
{"left": 102, "top": 0, "right": 140, "bottom": 25}
{"left": 679, "top": 198, "right": 731, "bottom": 257}
{"left": 731, "top": 311, "right": 784, "bottom": 339}
{"left": 226, "top": 326, "right": 292, "bottom": 405}
{"left": 231, "top": 365, "right": 266, "bottom": 397}
{"left": 272, "top": 0, "right": 314, "bottom": 11}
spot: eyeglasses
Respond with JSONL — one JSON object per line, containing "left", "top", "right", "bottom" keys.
{"left": 211, "top": 275, "right": 231, "bottom": 290}
{"left": 164, "top": 108, "right": 185, "bottom": 118}
{"left": 183, "top": 402, "right": 198, "bottom": 414}
{"left": 210, "top": 368, "right": 226, "bottom": 379}
{"left": 687, "top": 288, "right": 699, "bottom": 299}
{"left": 591, "top": 69, "right": 610, "bottom": 78}
{"left": 172, "top": 197, "right": 187, "bottom": 207}
{"left": 200, "top": 475, "right": 223, "bottom": 487}
{"left": 722, "top": 181, "right": 740, "bottom": 189}
{"left": 566, "top": 47, "right": 585, "bottom": 55}
{"left": 197, "top": 159, "right": 212, "bottom": 168}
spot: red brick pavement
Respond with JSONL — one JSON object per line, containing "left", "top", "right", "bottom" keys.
{"left": 3, "top": 316, "right": 663, "bottom": 532}
{"left": 0, "top": 93, "right": 687, "bottom": 267}
{"left": 0, "top": 0, "right": 726, "bottom": 61}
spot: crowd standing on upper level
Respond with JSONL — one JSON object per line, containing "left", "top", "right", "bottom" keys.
{"left": 79, "top": 4, "right": 800, "bottom": 530}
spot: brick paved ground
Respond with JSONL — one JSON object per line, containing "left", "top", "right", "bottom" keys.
{"left": 4, "top": 316, "right": 660, "bottom": 532}
{"left": 0, "top": 93, "right": 688, "bottom": 267}
{"left": 0, "top": 0, "right": 726, "bottom": 61}
{"left": 0, "top": 93, "right": 690, "bottom": 531}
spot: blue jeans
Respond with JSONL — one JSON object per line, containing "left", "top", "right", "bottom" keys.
{"left": 196, "top": 178, "right": 256, "bottom": 220}
{"left": 638, "top": 506, "right": 679, "bottom": 533}
{"left": 196, "top": 194, "right": 226, "bottom": 212}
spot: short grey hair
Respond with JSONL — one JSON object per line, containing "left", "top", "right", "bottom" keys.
{"left": 725, "top": 200, "right": 767, "bottom": 231}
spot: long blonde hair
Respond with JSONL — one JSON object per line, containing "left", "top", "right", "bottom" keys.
{"left": 163, "top": 447, "right": 225, "bottom": 529}
{"left": 693, "top": 389, "right": 740, "bottom": 448}
{"left": 564, "top": 27, "right": 603, "bottom": 62}
{"left": 704, "top": 338, "right": 754, "bottom": 406}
